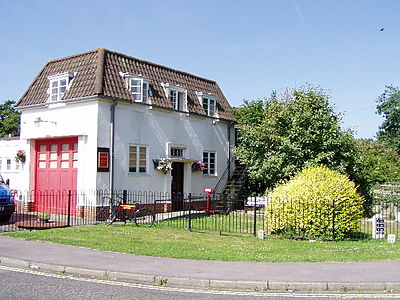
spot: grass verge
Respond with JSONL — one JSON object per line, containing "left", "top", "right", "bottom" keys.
{"left": 4, "top": 225, "right": 400, "bottom": 262}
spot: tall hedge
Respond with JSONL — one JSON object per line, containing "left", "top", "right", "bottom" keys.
{"left": 265, "top": 165, "right": 364, "bottom": 240}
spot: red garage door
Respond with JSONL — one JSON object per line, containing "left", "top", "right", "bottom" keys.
{"left": 35, "top": 137, "right": 78, "bottom": 214}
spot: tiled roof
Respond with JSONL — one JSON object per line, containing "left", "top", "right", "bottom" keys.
{"left": 16, "top": 49, "right": 235, "bottom": 121}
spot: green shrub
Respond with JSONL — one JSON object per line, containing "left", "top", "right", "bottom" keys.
{"left": 265, "top": 165, "right": 364, "bottom": 240}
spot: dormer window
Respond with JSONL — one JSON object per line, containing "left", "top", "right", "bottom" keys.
{"left": 169, "top": 90, "right": 185, "bottom": 110}
{"left": 120, "top": 72, "right": 151, "bottom": 103}
{"left": 196, "top": 92, "right": 217, "bottom": 117}
{"left": 48, "top": 72, "right": 75, "bottom": 102}
{"left": 162, "top": 83, "right": 188, "bottom": 112}
{"left": 128, "top": 77, "right": 150, "bottom": 103}
{"left": 203, "top": 96, "right": 216, "bottom": 117}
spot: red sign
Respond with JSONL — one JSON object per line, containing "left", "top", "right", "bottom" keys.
{"left": 118, "top": 204, "right": 136, "bottom": 210}
{"left": 98, "top": 152, "right": 109, "bottom": 168}
{"left": 97, "top": 147, "right": 110, "bottom": 172}
{"left": 203, "top": 187, "right": 214, "bottom": 193}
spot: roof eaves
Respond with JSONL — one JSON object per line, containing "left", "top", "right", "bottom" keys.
{"left": 16, "top": 95, "right": 101, "bottom": 110}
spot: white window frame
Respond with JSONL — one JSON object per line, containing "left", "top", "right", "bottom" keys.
{"left": 47, "top": 72, "right": 75, "bottom": 102}
{"left": 203, "top": 96, "right": 216, "bottom": 117}
{"left": 202, "top": 151, "right": 216, "bottom": 176}
{"left": 128, "top": 144, "right": 148, "bottom": 174}
{"left": 161, "top": 83, "right": 188, "bottom": 112}
{"left": 166, "top": 143, "right": 188, "bottom": 159}
{"left": 170, "top": 147, "right": 184, "bottom": 158}
{"left": 120, "top": 72, "right": 151, "bottom": 103}
{"left": 196, "top": 92, "right": 218, "bottom": 117}
{"left": 6, "top": 158, "right": 11, "bottom": 171}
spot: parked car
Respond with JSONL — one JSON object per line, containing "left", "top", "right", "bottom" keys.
{"left": 245, "top": 196, "right": 268, "bottom": 208}
{"left": 0, "top": 174, "right": 15, "bottom": 223}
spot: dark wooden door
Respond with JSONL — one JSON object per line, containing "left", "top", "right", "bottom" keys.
{"left": 171, "top": 162, "right": 184, "bottom": 211}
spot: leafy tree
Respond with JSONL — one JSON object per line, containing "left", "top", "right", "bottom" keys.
{"left": 376, "top": 85, "right": 400, "bottom": 153}
{"left": 232, "top": 98, "right": 268, "bottom": 126}
{"left": 234, "top": 85, "right": 359, "bottom": 193}
{"left": 356, "top": 139, "right": 400, "bottom": 185}
{"left": 0, "top": 100, "right": 20, "bottom": 137}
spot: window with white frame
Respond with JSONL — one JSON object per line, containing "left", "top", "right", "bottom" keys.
{"left": 162, "top": 83, "right": 188, "bottom": 112}
{"left": 6, "top": 158, "right": 11, "bottom": 171}
{"left": 202, "top": 96, "right": 216, "bottom": 117}
{"left": 121, "top": 73, "right": 151, "bottom": 103}
{"left": 202, "top": 151, "right": 216, "bottom": 175}
{"left": 128, "top": 78, "right": 150, "bottom": 103}
{"left": 129, "top": 145, "right": 147, "bottom": 174}
{"left": 196, "top": 92, "right": 217, "bottom": 117}
{"left": 170, "top": 148, "right": 184, "bottom": 158}
{"left": 48, "top": 73, "right": 75, "bottom": 102}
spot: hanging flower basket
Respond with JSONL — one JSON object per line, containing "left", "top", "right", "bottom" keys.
{"left": 153, "top": 158, "right": 173, "bottom": 174}
{"left": 15, "top": 150, "right": 26, "bottom": 163}
{"left": 192, "top": 161, "right": 206, "bottom": 172}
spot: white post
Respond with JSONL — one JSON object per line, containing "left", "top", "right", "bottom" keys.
{"left": 372, "top": 214, "right": 385, "bottom": 239}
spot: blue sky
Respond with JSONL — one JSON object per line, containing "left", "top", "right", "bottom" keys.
{"left": 0, "top": 0, "right": 399, "bottom": 138}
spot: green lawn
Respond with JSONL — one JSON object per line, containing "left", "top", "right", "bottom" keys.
{"left": 4, "top": 225, "right": 400, "bottom": 262}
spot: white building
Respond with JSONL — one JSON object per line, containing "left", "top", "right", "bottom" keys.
{"left": 0, "top": 137, "right": 29, "bottom": 190}
{"left": 5, "top": 49, "right": 236, "bottom": 212}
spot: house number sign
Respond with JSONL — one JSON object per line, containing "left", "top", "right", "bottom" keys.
{"left": 372, "top": 214, "right": 385, "bottom": 239}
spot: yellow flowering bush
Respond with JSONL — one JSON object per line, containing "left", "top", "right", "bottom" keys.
{"left": 265, "top": 165, "right": 364, "bottom": 240}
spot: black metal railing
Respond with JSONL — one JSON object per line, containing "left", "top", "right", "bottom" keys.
{"left": 1, "top": 188, "right": 399, "bottom": 241}
{"left": 213, "top": 156, "right": 236, "bottom": 194}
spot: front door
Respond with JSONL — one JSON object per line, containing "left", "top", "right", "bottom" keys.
{"left": 35, "top": 137, "right": 78, "bottom": 214}
{"left": 171, "top": 162, "right": 184, "bottom": 211}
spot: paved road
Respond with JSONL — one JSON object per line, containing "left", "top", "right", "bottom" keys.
{"left": 1, "top": 236, "right": 400, "bottom": 293}
{"left": 1, "top": 265, "right": 398, "bottom": 300}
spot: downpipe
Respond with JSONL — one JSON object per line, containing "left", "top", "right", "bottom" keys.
{"left": 110, "top": 100, "right": 118, "bottom": 193}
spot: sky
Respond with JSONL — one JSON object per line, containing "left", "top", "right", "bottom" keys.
{"left": 0, "top": 0, "right": 399, "bottom": 139}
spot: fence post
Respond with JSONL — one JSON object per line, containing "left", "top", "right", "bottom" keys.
{"left": 67, "top": 190, "right": 71, "bottom": 227}
{"left": 253, "top": 196, "right": 257, "bottom": 237}
{"left": 122, "top": 190, "right": 127, "bottom": 204}
{"left": 121, "top": 189, "right": 128, "bottom": 221}
{"left": 188, "top": 193, "right": 192, "bottom": 231}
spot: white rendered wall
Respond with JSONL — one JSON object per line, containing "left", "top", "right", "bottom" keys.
{"left": 0, "top": 138, "right": 29, "bottom": 191}
{"left": 12, "top": 98, "right": 233, "bottom": 197}
{"left": 19, "top": 100, "right": 100, "bottom": 192}
{"left": 97, "top": 99, "right": 234, "bottom": 194}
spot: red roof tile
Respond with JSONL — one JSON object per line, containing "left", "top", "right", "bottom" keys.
{"left": 16, "top": 49, "right": 235, "bottom": 121}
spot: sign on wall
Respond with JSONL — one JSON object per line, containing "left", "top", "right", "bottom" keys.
{"left": 97, "top": 147, "right": 109, "bottom": 172}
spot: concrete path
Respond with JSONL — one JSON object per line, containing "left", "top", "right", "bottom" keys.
{"left": 0, "top": 236, "right": 399, "bottom": 292}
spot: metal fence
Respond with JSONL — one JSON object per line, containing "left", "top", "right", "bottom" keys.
{"left": 0, "top": 189, "right": 264, "bottom": 235}
{"left": 1, "top": 187, "right": 399, "bottom": 241}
